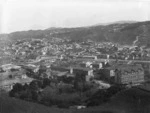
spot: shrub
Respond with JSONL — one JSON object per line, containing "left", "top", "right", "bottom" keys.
{"left": 42, "top": 78, "right": 51, "bottom": 88}
{"left": 58, "top": 83, "right": 74, "bottom": 94}
{"left": 12, "top": 83, "right": 23, "bottom": 92}
{"left": 40, "top": 86, "right": 81, "bottom": 108}
{"left": 29, "top": 80, "right": 39, "bottom": 91}
{"left": 9, "top": 90, "right": 15, "bottom": 97}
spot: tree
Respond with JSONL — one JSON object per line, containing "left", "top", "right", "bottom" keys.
{"left": 8, "top": 75, "right": 13, "bottom": 79}
{"left": 74, "top": 71, "right": 86, "bottom": 93}
{"left": 38, "top": 65, "right": 47, "bottom": 77}
{"left": 31, "top": 90, "right": 38, "bottom": 101}
{"left": 12, "top": 83, "right": 23, "bottom": 92}
{"left": 29, "top": 80, "right": 39, "bottom": 91}
{"left": 36, "top": 80, "right": 43, "bottom": 88}
{"left": 19, "top": 90, "right": 28, "bottom": 100}
{"left": 9, "top": 83, "right": 23, "bottom": 98}
{"left": 9, "top": 90, "right": 15, "bottom": 97}
{"left": 61, "top": 76, "right": 74, "bottom": 84}
{"left": 106, "top": 84, "right": 125, "bottom": 97}
{"left": 22, "top": 83, "right": 29, "bottom": 90}
{"left": 42, "top": 78, "right": 51, "bottom": 88}
{"left": 26, "top": 68, "right": 35, "bottom": 77}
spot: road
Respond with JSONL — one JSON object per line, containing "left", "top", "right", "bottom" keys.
{"left": 74, "top": 58, "right": 150, "bottom": 64}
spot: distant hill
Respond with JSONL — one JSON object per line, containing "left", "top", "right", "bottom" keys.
{"left": 91, "top": 20, "right": 137, "bottom": 26}
{"left": 0, "top": 21, "right": 150, "bottom": 46}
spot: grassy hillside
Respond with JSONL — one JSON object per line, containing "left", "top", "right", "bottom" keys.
{"left": 74, "top": 88, "right": 150, "bottom": 113}
{"left": 0, "top": 93, "right": 71, "bottom": 113}
{"left": 1, "top": 87, "right": 150, "bottom": 113}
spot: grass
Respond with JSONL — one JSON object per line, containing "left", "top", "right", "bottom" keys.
{"left": 1, "top": 87, "right": 150, "bottom": 113}
{"left": 0, "top": 92, "right": 71, "bottom": 113}
{"left": 73, "top": 87, "right": 150, "bottom": 113}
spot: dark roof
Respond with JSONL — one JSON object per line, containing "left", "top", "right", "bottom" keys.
{"left": 105, "top": 64, "right": 143, "bottom": 73}
{"left": 66, "top": 65, "right": 92, "bottom": 71}
{"left": 72, "top": 67, "right": 92, "bottom": 71}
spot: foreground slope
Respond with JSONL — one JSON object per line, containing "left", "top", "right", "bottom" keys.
{"left": 1, "top": 87, "right": 150, "bottom": 113}
{"left": 0, "top": 93, "right": 70, "bottom": 113}
{"left": 74, "top": 88, "right": 150, "bottom": 113}
{"left": 0, "top": 88, "right": 150, "bottom": 113}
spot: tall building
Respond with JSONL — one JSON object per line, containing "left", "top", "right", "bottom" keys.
{"left": 99, "top": 64, "right": 144, "bottom": 85}
{"left": 115, "top": 64, "right": 144, "bottom": 85}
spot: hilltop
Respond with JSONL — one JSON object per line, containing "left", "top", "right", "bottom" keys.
{"left": 0, "top": 21, "right": 150, "bottom": 47}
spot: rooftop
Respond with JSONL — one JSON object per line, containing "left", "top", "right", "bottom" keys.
{"left": 0, "top": 77, "right": 33, "bottom": 87}
{"left": 105, "top": 64, "right": 143, "bottom": 72}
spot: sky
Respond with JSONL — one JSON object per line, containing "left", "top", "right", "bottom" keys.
{"left": 0, "top": 0, "right": 150, "bottom": 33}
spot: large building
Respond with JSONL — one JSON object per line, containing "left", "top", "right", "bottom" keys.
{"left": 51, "top": 66, "right": 94, "bottom": 81}
{"left": 115, "top": 64, "right": 144, "bottom": 85}
{"left": 98, "top": 64, "right": 144, "bottom": 85}
{"left": 133, "top": 61, "right": 150, "bottom": 79}
{"left": 69, "top": 66, "right": 94, "bottom": 81}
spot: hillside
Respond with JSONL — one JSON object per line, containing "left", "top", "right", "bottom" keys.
{"left": 0, "top": 93, "right": 71, "bottom": 113}
{"left": 1, "top": 87, "right": 150, "bottom": 113}
{"left": 74, "top": 87, "right": 150, "bottom": 113}
{"left": 0, "top": 21, "right": 150, "bottom": 46}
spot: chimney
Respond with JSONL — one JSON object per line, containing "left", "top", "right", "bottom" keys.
{"left": 104, "top": 60, "right": 107, "bottom": 65}
{"left": 107, "top": 54, "right": 110, "bottom": 59}
{"left": 94, "top": 56, "right": 97, "bottom": 60}
{"left": 70, "top": 67, "right": 73, "bottom": 74}
{"left": 90, "top": 65, "right": 93, "bottom": 68}
{"left": 99, "top": 63, "right": 103, "bottom": 69}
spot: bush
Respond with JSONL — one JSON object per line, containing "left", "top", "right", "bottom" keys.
{"left": 19, "top": 90, "right": 29, "bottom": 100}
{"left": 42, "top": 78, "right": 51, "bottom": 88}
{"left": 9, "top": 90, "right": 15, "bottom": 97}
{"left": 57, "top": 103, "right": 70, "bottom": 109}
{"left": 39, "top": 86, "right": 81, "bottom": 108}
{"left": 29, "top": 80, "right": 39, "bottom": 91}
{"left": 31, "top": 90, "right": 38, "bottom": 101}
{"left": 106, "top": 84, "right": 126, "bottom": 97}
{"left": 12, "top": 83, "right": 23, "bottom": 92}
{"left": 86, "top": 85, "right": 126, "bottom": 107}
{"left": 58, "top": 83, "right": 74, "bottom": 94}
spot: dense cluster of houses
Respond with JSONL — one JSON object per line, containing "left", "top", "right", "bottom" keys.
{"left": 1, "top": 39, "right": 150, "bottom": 91}
{"left": 0, "top": 64, "right": 33, "bottom": 91}
{"left": 0, "top": 52, "right": 148, "bottom": 91}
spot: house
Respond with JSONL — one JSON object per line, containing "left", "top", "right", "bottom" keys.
{"left": 51, "top": 65, "right": 94, "bottom": 81}
{"left": 0, "top": 65, "right": 26, "bottom": 81}
{"left": 79, "top": 60, "right": 109, "bottom": 70}
{"left": 51, "top": 66, "right": 70, "bottom": 72}
{"left": 92, "top": 62, "right": 105, "bottom": 69}
{"left": 76, "top": 55, "right": 97, "bottom": 60}
{"left": 69, "top": 66, "right": 94, "bottom": 81}
{"left": 80, "top": 62, "right": 92, "bottom": 68}
{"left": 0, "top": 77, "right": 33, "bottom": 91}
